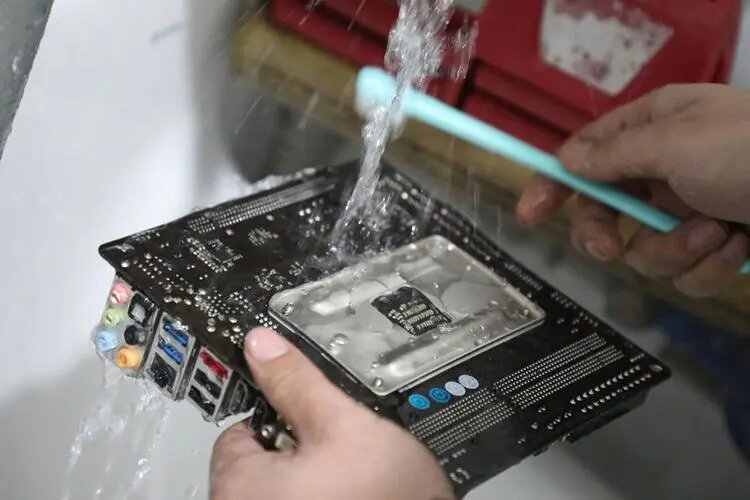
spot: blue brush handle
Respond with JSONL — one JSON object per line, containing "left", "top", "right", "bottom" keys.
{"left": 357, "top": 67, "right": 750, "bottom": 275}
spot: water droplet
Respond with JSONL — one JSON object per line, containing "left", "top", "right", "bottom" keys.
{"left": 225, "top": 228, "right": 234, "bottom": 236}
{"left": 332, "top": 333, "right": 349, "bottom": 345}
{"left": 229, "top": 317, "right": 238, "bottom": 324}
{"left": 281, "top": 303, "right": 295, "bottom": 316}
{"left": 207, "top": 325, "right": 216, "bottom": 333}
{"left": 266, "top": 214, "right": 275, "bottom": 221}
{"left": 121, "top": 260, "right": 130, "bottom": 268}
{"left": 373, "top": 377, "right": 383, "bottom": 388}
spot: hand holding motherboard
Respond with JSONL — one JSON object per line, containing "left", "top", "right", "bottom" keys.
{"left": 210, "top": 328, "right": 454, "bottom": 500}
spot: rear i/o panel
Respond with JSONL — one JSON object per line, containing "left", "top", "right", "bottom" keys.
{"left": 93, "top": 282, "right": 250, "bottom": 423}
{"left": 93, "top": 161, "right": 670, "bottom": 497}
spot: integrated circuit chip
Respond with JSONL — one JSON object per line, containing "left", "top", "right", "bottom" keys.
{"left": 372, "top": 286, "right": 451, "bottom": 336}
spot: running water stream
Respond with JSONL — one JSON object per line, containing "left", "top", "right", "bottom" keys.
{"left": 331, "top": 0, "right": 456, "bottom": 250}
{"left": 60, "top": 361, "right": 171, "bottom": 500}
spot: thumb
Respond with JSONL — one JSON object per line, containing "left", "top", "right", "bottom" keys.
{"left": 244, "top": 327, "right": 355, "bottom": 442}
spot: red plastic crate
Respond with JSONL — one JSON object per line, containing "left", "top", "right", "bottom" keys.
{"left": 471, "top": 0, "right": 742, "bottom": 151}
{"left": 269, "top": 0, "right": 476, "bottom": 104}
{"left": 269, "top": 0, "right": 741, "bottom": 152}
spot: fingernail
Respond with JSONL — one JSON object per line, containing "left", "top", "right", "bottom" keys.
{"left": 245, "top": 328, "right": 288, "bottom": 362}
{"left": 585, "top": 240, "right": 611, "bottom": 261}
{"left": 687, "top": 220, "right": 726, "bottom": 252}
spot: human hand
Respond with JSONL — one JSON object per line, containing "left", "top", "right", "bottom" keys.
{"left": 516, "top": 84, "right": 750, "bottom": 297}
{"left": 210, "top": 327, "right": 454, "bottom": 500}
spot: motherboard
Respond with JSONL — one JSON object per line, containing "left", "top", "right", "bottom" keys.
{"left": 94, "top": 161, "right": 669, "bottom": 496}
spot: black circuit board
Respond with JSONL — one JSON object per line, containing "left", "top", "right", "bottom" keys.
{"left": 100, "top": 161, "right": 670, "bottom": 496}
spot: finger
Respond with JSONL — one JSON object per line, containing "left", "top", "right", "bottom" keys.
{"left": 244, "top": 328, "right": 356, "bottom": 442}
{"left": 516, "top": 174, "right": 572, "bottom": 227}
{"left": 559, "top": 120, "right": 687, "bottom": 183}
{"left": 575, "top": 85, "right": 702, "bottom": 142}
{"left": 574, "top": 95, "right": 654, "bottom": 143}
{"left": 569, "top": 196, "right": 624, "bottom": 262}
{"left": 674, "top": 232, "right": 750, "bottom": 298}
{"left": 647, "top": 180, "right": 695, "bottom": 218}
{"left": 625, "top": 217, "right": 729, "bottom": 278}
{"left": 211, "top": 420, "right": 266, "bottom": 479}
{"left": 560, "top": 84, "right": 707, "bottom": 180}
{"left": 210, "top": 421, "right": 287, "bottom": 500}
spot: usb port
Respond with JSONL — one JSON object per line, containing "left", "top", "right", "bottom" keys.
{"left": 189, "top": 386, "right": 215, "bottom": 415}
{"left": 194, "top": 369, "right": 222, "bottom": 399}
{"left": 158, "top": 337, "right": 183, "bottom": 365}
{"left": 200, "top": 350, "right": 228, "bottom": 380}
{"left": 163, "top": 321, "right": 189, "bottom": 347}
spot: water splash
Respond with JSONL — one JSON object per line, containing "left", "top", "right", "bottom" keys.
{"left": 330, "top": 0, "right": 455, "bottom": 255}
{"left": 297, "top": 93, "right": 320, "bottom": 130}
{"left": 450, "top": 20, "right": 478, "bottom": 80}
{"left": 60, "top": 361, "right": 171, "bottom": 500}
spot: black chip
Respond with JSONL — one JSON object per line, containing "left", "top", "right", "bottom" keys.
{"left": 371, "top": 286, "right": 451, "bottom": 336}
